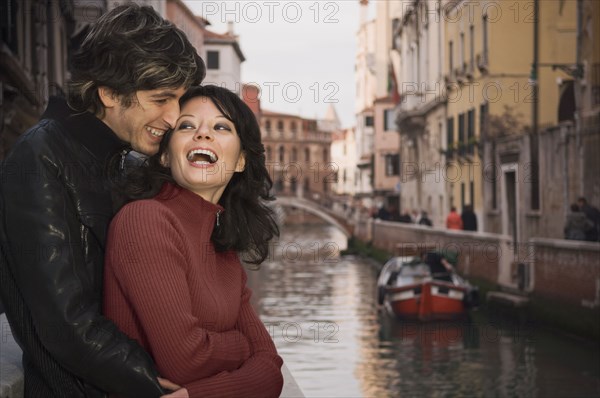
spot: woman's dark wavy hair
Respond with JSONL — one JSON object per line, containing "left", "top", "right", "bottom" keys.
{"left": 68, "top": 4, "right": 205, "bottom": 116}
{"left": 115, "top": 85, "right": 279, "bottom": 265}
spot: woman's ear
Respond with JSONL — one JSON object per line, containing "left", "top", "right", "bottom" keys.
{"left": 98, "top": 86, "right": 119, "bottom": 108}
{"left": 235, "top": 152, "right": 246, "bottom": 172}
{"left": 160, "top": 153, "right": 170, "bottom": 167}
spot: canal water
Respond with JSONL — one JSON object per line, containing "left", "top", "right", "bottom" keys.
{"left": 246, "top": 225, "right": 600, "bottom": 398}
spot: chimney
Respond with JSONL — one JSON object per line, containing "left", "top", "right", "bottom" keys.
{"left": 227, "top": 21, "right": 234, "bottom": 36}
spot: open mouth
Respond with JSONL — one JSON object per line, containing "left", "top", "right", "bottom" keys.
{"left": 187, "top": 148, "right": 218, "bottom": 165}
{"left": 145, "top": 126, "right": 166, "bottom": 137}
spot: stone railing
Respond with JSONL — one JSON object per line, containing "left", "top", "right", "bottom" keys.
{"left": 361, "top": 219, "right": 600, "bottom": 325}
{"left": 1, "top": 314, "right": 304, "bottom": 398}
{"left": 370, "top": 219, "right": 514, "bottom": 288}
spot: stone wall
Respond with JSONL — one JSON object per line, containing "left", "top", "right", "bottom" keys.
{"left": 363, "top": 220, "right": 600, "bottom": 314}
{"left": 370, "top": 220, "right": 514, "bottom": 286}
{"left": 531, "top": 238, "right": 600, "bottom": 308}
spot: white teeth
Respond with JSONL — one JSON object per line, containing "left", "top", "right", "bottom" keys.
{"left": 145, "top": 126, "right": 165, "bottom": 137}
{"left": 187, "top": 149, "right": 218, "bottom": 163}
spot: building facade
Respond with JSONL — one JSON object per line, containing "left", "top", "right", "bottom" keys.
{"left": 202, "top": 22, "right": 245, "bottom": 95}
{"left": 261, "top": 110, "right": 333, "bottom": 203}
{"left": 355, "top": 1, "right": 377, "bottom": 208}
{"left": 0, "top": 0, "right": 105, "bottom": 159}
{"left": 392, "top": 0, "right": 447, "bottom": 226}
{"left": 165, "top": 0, "right": 206, "bottom": 58}
{"left": 331, "top": 126, "right": 358, "bottom": 198}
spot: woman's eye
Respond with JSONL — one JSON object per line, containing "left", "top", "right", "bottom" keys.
{"left": 177, "top": 122, "right": 196, "bottom": 130}
{"left": 214, "top": 123, "right": 232, "bottom": 131}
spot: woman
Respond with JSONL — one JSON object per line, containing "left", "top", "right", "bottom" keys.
{"left": 103, "top": 85, "right": 283, "bottom": 398}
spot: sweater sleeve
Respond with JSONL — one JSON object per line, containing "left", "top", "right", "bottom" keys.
{"left": 183, "top": 269, "right": 284, "bottom": 398}
{"left": 105, "top": 202, "right": 251, "bottom": 383}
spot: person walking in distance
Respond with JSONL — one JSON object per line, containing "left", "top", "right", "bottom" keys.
{"left": 446, "top": 206, "right": 463, "bottom": 230}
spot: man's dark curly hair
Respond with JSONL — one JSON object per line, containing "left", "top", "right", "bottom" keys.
{"left": 115, "top": 85, "right": 279, "bottom": 265}
{"left": 68, "top": 4, "right": 205, "bottom": 116}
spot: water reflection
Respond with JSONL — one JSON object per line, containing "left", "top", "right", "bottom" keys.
{"left": 246, "top": 225, "right": 600, "bottom": 397}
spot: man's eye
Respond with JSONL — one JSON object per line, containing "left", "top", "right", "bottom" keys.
{"left": 155, "top": 99, "right": 169, "bottom": 104}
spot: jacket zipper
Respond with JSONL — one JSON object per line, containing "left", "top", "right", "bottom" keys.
{"left": 216, "top": 210, "right": 221, "bottom": 227}
{"left": 119, "top": 149, "right": 129, "bottom": 171}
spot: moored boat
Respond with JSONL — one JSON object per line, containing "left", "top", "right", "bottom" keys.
{"left": 377, "top": 250, "right": 479, "bottom": 321}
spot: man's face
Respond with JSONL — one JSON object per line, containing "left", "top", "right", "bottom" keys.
{"left": 101, "top": 87, "right": 187, "bottom": 156}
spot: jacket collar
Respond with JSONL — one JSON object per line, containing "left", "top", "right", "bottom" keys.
{"left": 41, "top": 96, "right": 127, "bottom": 165}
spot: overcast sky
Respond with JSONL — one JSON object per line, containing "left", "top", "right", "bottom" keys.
{"left": 184, "top": 0, "right": 376, "bottom": 128}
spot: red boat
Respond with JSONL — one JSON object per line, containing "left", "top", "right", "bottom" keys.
{"left": 377, "top": 251, "right": 479, "bottom": 321}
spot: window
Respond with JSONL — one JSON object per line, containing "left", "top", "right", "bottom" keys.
{"left": 292, "top": 147, "right": 297, "bottom": 162}
{"left": 277, "top": 120, "right": 284, "bottom": 131}
{"left": 458, "top": 113, "right": 465, "bottom": 156}
{"left": 275, "top": 179, "right": 284, "bottom": 192}
{"left": 391, "top": 18, "right": 401, "bottom": 50}
{"left": 278, "top": 146, "right": 285, "bottom": 163}
{"left": 469, "top": 25, "right": 475, "bottom": 73}
{"left": 265, "top": 120, "right": 271, "bottom": 132}
{"left": 384, "top": 109, "right": 395, "bottom": 131}
{"left": 304, "top": 148, "right": 310, "bottom": 162}
{"left": 323, "top": 148, "right": 328, "bottom": 162}
{"left": 290, "top": 178, "right": 297, "bottom": 194}
{"left": 0, "top": 0, "right": 18, "bottom": 54}
{"left": 482, "top": 15, "right": 488, "bottom": 65}
{"left": 385, "top": 154, "right": 400, "bottom": 176}
{"left": 365, "top": 115, "right": 374, "bottom": 127}
{"left": 479, "top": 103, "right": 488, "bottom": 138}
{"left": 291, "top": 121, "right": 297, "bottom": 133}
{"left": 207, "top": 50, "right": 219, "bottom": 69}
{"left": 449, "top": 41, "right": 454, "bottom": 73}
{"left": 467, "top": 108, "right": 475, "bottom": 155}
{"left": 460, "top": 32, "right": 465, "bottom": 72}
{"left": 266, "top": 146, "right": 272, "bottom": 161}
{"left": 446, "top": 117, "right": 454, "bottom": 160}
{"left": 470, "top": 181, "right": 475, "bottom": 208}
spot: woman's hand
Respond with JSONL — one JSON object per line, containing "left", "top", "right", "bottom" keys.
{"left": 158, "top": 377, "right": 189, "bottom": 398}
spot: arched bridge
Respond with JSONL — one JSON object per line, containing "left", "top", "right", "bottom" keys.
{"left": 272, "top": 196, "right": 353, "bottom": 238}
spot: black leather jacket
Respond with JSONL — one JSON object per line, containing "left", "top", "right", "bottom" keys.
{"left": 0, "top": 97, "right": 164, "bottom": 397}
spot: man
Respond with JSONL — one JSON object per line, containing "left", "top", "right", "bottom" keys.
{"left": 0, "top": 5, "right": 204, "bottom": 397}
{"left": 577, "top": 197, "right": 600, "bottom": 242}
{"left": 461, "top": 204, "right": 478, "bottom": 232}
{"left": 418, "top": 211, "right": 433, "bottom": 227}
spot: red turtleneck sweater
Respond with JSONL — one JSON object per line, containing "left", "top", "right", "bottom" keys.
{"left": 103, "top": 182, "right": 283, "bottom": 398}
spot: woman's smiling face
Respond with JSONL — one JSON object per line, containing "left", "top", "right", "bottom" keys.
{"left": 163, "top": 96, "right": 245, "bottom": 203}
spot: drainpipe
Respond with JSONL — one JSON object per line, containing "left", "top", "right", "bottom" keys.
{"left": 530, "top": 0, "right": 540, "bottom": 212}
{"left": 575, "top": 0, "right": 583, "bottom": 197}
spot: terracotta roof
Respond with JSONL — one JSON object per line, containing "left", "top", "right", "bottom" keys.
{"left": 202, "top": 28, "right": 245, "bottom": 62}
{"left": 202, "top": 29, "right": 235, "bottom": 40}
